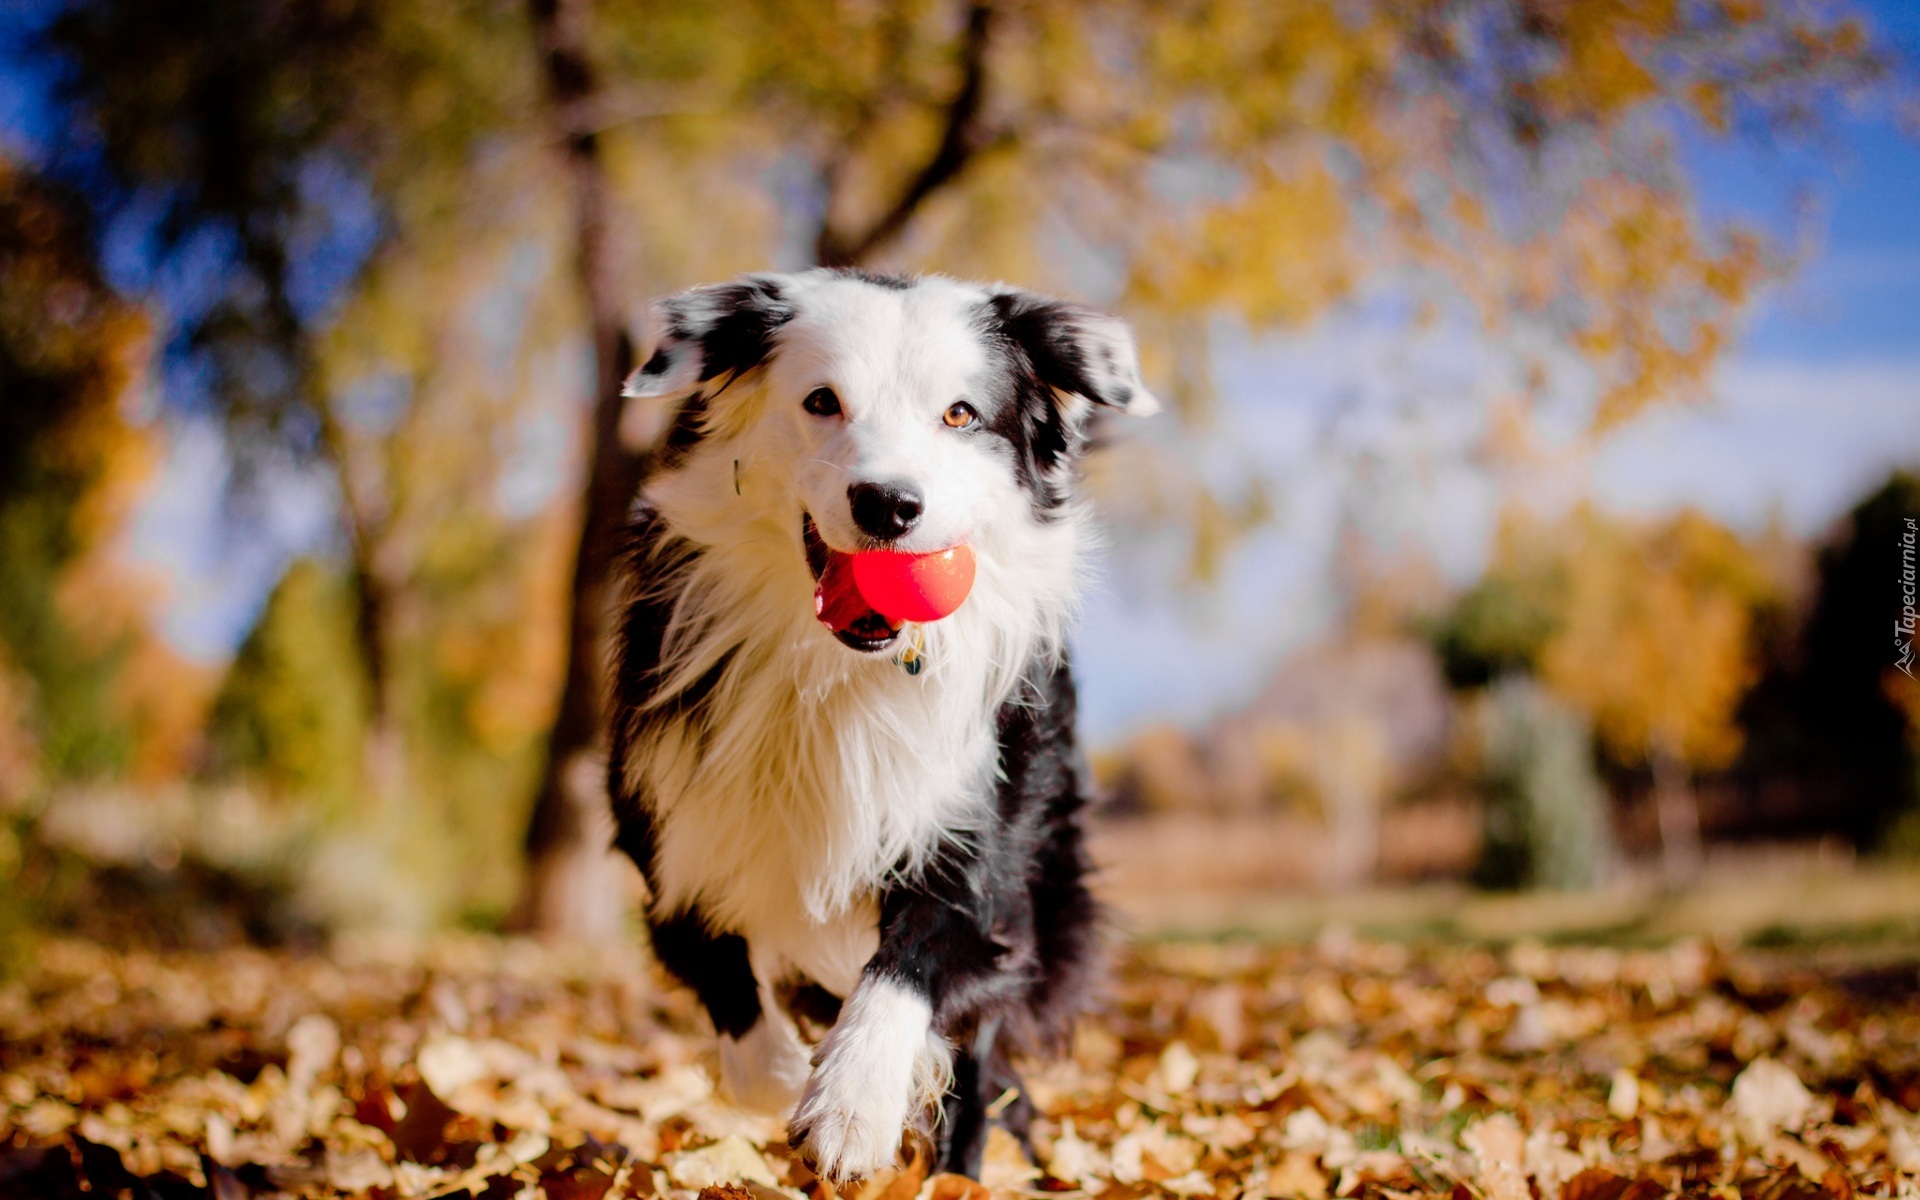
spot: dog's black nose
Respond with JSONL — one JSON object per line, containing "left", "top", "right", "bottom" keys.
{"left": 848, "top": 481, "right": 923, "bottom": 541}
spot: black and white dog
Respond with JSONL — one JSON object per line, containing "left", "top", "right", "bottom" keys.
{"left": 605, "top": 269, "right": 1157, "bottom": 1181}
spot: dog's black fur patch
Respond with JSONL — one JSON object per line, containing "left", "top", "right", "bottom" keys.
{"left": 656, "top": 276, "right": 795, "bottom": 386}
{"left": 972, "top": 291, "right": 1147, "bottom": 518}
{"left": 640, "top": 277, "right": 797, "bottom": 468}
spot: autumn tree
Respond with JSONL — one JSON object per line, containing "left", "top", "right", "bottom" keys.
{"left": 204, "top": 559, "right": 369, "bottom": 816}
{"left": 1441, "top": 505, "right": 1781, "bottom": 883}
{"left": 0, "top": 150, "right": 235, "bottom": 969}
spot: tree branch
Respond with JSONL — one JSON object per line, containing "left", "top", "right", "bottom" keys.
{"left": 815, "top": 0, "right": 998, "bottom": 268}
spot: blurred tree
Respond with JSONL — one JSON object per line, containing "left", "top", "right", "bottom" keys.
{"left": 0, "top": 153, "right": 228, "bottom": 954}
{"left": 1439, "top": 505, "right": 1780, "bottom": 883}
{"left": 512, "top": 0, "right": 648, "bottom": 937}
{"left": 1472, "top": 676, "right": 1614, "bottom": 890}
{"left": 41, "top": 0, "right": 539, "bottom": 799}
{"left": 0, "top": 154, "right": 168, "bottom": 785}
{"left": 1738, "top": 472, "right": 1920, "bottom": 852}
{"left": 1539, "top": 508, "right": 1778, "bottom": 883}
{"left": 1432, "top": 564, "right": 1566, "bottom": 690}
{"left": 204, "top": 559, "right": 369, "bottom": 811}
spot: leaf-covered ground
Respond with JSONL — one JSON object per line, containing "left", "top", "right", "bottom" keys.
{"left": 4, "top": 933, "right": 1920, "bottom": 1200}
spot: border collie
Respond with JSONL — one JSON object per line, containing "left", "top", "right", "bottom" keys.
{"left": 606, "top": 268, "right": 1157, "bottom": 1181}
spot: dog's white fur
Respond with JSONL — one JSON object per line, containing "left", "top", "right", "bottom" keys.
{"left": 617, "top": 272, "right": 1154, "bottom": 1172}
{"left": 788, "top": 976, "right": 951, "bottom": 1180}
{"left": 717, "top": 985, "right": 814, "bottom": 1113}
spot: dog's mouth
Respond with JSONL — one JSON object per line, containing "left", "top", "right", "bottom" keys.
{"left": 803, "top": 513, "right": 902, "bottom": 653}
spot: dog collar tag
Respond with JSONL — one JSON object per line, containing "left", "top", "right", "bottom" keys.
{"left": 894, "top": 625, "right": 926, "bottom": 676}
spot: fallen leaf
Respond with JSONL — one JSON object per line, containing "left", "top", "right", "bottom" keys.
{"left": 1730, "top": 1059, "right": 1815, "bottom": 1143}
{"left": 979, "top": 1125, "right": 1039, "bottom": 1189}
{"left": 285, "top": 1015, "right": 339, "bottom": 1093}
{"left": 597, "top": 1063, "right": 714, "bottom": 1123}
{"left": 1153, "top": 1041, "right": 1200, "bottom": 1095}
{"left": 1560, "top": 1167, "right": 1630, "bottom": 1200}
{"left": 1463, "top": 1115, "right": 1530, "bottom": 1200}
{"left": 925, "top": 1173, "right": 991, "bottom": 1200}
{"left": 1609, "top": 1070, "right": 1640, "bottom": 1120}
{"left": 1161, "top": 1169, "right": 1216, "bottom": 1195}
{"left": 1889, "top": 1125, "right": 1920, "bottom": 1174}
{"left": 1187, "top": 984, "right": 1247, "bottom": 1054}
{"left": 1267, "top": 1150, "right": 1329, "bottom": 1200}
{"left": 668, "top": 1134, "right": 780, "bottom": 1188}
{"left": 1045, "top": 1119, "right": 1107, "bottom": 1189}
{"left": 416, "top": 1034, "right": 490, "bottom": 1099}
{"left": 323, "top": 1146, "right": 393, "bottom": 1192}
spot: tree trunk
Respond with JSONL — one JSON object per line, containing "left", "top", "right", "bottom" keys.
{"left": 1650, "top": 738, "right": 1702, "bottom": 888}
{"left": 319, "top": 415, "right": 405, "bottom": 799}
{"left": 511, "top": 0, "right": 647, "bottom": 939}
{"left": 344, "top": 501, "right": 408, "bottom": 802}
{"left": 263, "top": 226, "right": 407, "bottom": 810}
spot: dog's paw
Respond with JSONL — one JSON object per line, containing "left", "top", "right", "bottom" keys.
{"left": 785, "top": 978, "right": 947, "bottom": 1181}
{"left": 787, "top": 1075, "right": 911, "bottom": 1182}
{"left": 719, "top": 1014, "right": 811, "bottom": 1115}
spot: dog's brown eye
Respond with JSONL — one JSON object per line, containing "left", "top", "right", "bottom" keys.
{"left": 943, "top": 401, "right": 977, "bottom": 429}
{"left": 803, "top": 387, "right": 841, "bottom": 416}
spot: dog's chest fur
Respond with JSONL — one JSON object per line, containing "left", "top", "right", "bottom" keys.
{"left": 632, "top": 642, "right": 995, "bottom": 993}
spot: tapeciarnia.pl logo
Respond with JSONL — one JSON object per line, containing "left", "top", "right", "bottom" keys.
{"left": 1899, "top": 515, "right": 1917, "bottom": 678}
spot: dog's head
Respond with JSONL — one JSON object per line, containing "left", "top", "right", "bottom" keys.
{"left": 623, "top": 269, "right": 1158, "bottom": 655}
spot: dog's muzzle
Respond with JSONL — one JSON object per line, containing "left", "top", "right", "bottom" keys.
{"left": 804, "top": 513, "right": 902, "bottom": 652}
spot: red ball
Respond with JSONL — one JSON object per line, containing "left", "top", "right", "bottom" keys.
{"left": 850, "top": 544, "right": 977, "bottom": 623}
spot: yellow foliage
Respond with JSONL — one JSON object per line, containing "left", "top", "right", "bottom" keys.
{"left": 845, "top": 0, "right": 1854, "bottom": 425}
{"left": 1494, "top": 505, "right": 1779, "bottom": 771}
{"left": 624, "top": 0, "right": 1838, "bottom": 433}
{"left": 1130, "top": 157, "right": 1354, "bottom": 327}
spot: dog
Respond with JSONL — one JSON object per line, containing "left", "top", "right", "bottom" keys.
{"left": 605, "top": 268, "right": 1158, "bottom": 1181}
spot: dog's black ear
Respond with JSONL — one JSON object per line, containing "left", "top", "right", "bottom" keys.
{"left": 620, "top": 275, "right": 796, "bottom": 449}
{"left": 986, "top": 290, "right": 1161, "bottom": 417}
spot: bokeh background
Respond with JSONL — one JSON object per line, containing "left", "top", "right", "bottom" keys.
{"left": 1, "top": 0, "right": 1917, "bottom": 958}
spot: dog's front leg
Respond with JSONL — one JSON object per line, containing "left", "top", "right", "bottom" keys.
{"left": 786, "top": 971, "right": 947, "bottom": 1180}
{"left": 647, "top": 909, "right": 811, "bottom": 1114}
{"left": 789, "top": 877, "right": 1019, "bottom": 1181}
{"left": 718, "top": 981, "right": 814, "bottom": 1114}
